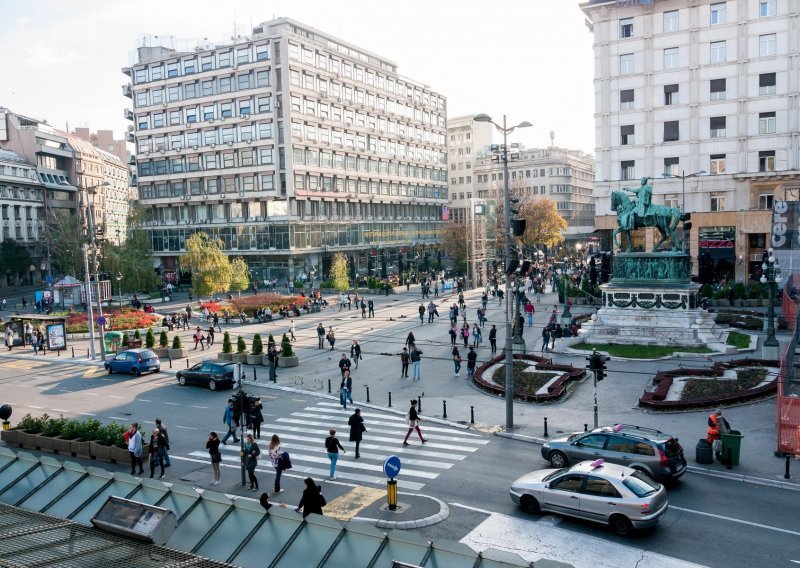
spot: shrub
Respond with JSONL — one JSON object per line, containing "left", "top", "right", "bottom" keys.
{"left": 78, "top": 419, "right": 102, "bottom": 441}
{"left": 42, "top": 415, "right": 67, "bottom": 437}
{"left": 159, "top": 330, "right": 169, "bottom": 347}
{"left": 733, "top": 282, "right": 746, "bottom": 300}
{"left": 222, "top": 332, "right": 232, "bottom": 353}
{"left": 97, "top": 423, "right": 128, "bottom": 447}
{"left": 61, "top": 419, "right": 83, "bottom": 440}
{"left": 281, "top": 333, "right": 294, "bottom": 357}
{"left": 172, "top": 335, "right": 183, "bottom": 349}
{"left": 252, "top": 333, "right": 264, "bottom": 355}
{"left": 268, "top": 334, "right": 276, "bottom": 347}
{"left": 700, "top": 284, "right": 713, "bottom": 298}
{"left": 18, "top": 413, "right": 47, "bottom": 433}
{"left": 134, "top": 329, "right": 142, "bottom": 341}
{"left": 748, "top": 282, "right": 765, "bottom": 299}
{"left": 236, "top": 336, "right": 247, "bottom": 354}
{"left": 121, "top": 332, "right": 130, "bottom": 346}
{"left": 145, "top": 328, "right": 155, "bottom": 348}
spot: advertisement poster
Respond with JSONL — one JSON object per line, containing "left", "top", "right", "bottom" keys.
{"left": 46, "top": 323, "right": 66, "bottom": 351}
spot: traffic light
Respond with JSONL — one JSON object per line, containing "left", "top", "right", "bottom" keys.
{"left": 586, "top": 350, "right": 610, "bottom": 381}
{"left": 512, "top": 219, "right": 527, "bottom": 237}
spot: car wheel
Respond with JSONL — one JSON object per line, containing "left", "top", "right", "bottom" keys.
{"left": 155, "top": 367, "right": 161, "bottom": 373}
{"left": 178, "top": 376, "right": 186, "bottom": 386}
{"left": 520, "top": 495, "right": 541, "bottom": 515}
{"left": 209, "top": 379, "right": 217, "bottom": 391}
{"left": 133, "top": 368, "right": 141, "bottom": 377}
{"left": 105, "top": 365, "right": 112, "bottom": 374}
{"left": 548, "top": 451, "right": 569, "bottom": 469}
{"left": 609, "top": 514, "right": 633, "bottom": 537}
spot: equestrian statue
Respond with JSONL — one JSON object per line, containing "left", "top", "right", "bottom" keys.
{"left": 610, "top": 177, "right": 681, "bottom": 252}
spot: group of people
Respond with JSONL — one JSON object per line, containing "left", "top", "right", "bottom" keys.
{"left": 4, "top": 322, "right": 48, "bottom": 354}
{"left": 125, "top": 419, "right": 172, "bottom": 479}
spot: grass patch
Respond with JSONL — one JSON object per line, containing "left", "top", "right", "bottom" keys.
{"left": 492, "top": 361, "right": 556, "bottom": 394}
{"left": 572, "top": 342, "right": 714, "bottom": 359}
{"left": 680, "top": 367, "right": 769, "bottom": 401}
{"left": 726, "top": 332, "right": 751, "bottom": 349}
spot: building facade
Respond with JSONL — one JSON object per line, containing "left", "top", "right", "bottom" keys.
{"left": 581, "top": 0, "right": 799, "bottom": 282}
{"left": 124, "top": 17, "right": 448, "bottom": 284}
{"left": 73, "top": 128, "right": 131, "bottom": 164}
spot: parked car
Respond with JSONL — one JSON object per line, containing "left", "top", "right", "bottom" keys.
{"left": 176, "top": 361, "right": 238, "bottom": 390}
{"left": 510, "top": 459, "right": 669, "bottom": 536}
{"left": 104, "top": 349, "right": 161, "bottom": 376}
{"left": 540, "top": 424, "right": 687, "bottom": 483}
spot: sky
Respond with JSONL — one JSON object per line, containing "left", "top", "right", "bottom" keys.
{"left": 0, "top": 0, "right": 596, "bottom": 154}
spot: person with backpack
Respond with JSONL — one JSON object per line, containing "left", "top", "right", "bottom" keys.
{"left": 244, "top": 434, "right": 261, "bottom": 491}
{"left": 327, "top": 327, "right": 336, "bottom": 350}
{"left": 348, "top": 408, "right": 365, "bottom": 459}
{"left": 410, "top": 344, "right": 423, "bottom": 381}
{"left": 295, "top": 477, "right": 325, "bottom": 518}
{"left": 221, "top": 399, "right": 240, "bottom": 445}
{"left": 268, "top": 434, "right": 285, "bottom": 494}
{"left": 155, "top": 418, "right": 171, "bottom": 467}
{"left": 399, "top": 347, "right": 410, "bottom": 378}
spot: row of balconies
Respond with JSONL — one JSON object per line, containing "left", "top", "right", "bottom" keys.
{"left": 140, "top": 215, "right": 437, "bottom": 227}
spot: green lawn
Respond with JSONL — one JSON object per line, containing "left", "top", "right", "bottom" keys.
{"left": 571, "top": 342, "right": 714, "bottom": 358}
{"left": 726, "top": 331, "right": 751, "bottom": 349}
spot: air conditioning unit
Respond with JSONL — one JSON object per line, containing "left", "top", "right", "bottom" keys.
{"left": 210, "top": 143, "right": 216, "bottom": 148}
{"left": 144, "top": 150, "right": 150, "bottom": 155}
{"left": 192, "top": 145, "right": 198, "bottom": 150}
{"left": 274, "top": 100, "right": 281, "bottom": 108}
{"left": 227, "top": 141, "right": 234, "bottom": 146}
{"left": 175, "top": 146, "right": 182, "bottom": 152}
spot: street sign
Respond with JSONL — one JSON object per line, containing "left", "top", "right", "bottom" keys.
{"left": 383, "top": 455, "right": 401, "bottom": 479}
{"left": 96, "top": 316, "right": 107, "bottom": 327}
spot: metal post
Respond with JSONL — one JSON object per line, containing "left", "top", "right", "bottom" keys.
{"left": 71, "top": 347, "right": 75, "bottom": 358}
{"left": 443, "top": 400, "right": 447, "bottom": 419}
{"left": 186, "top": 359, "right": 189, "bottom": 368}
{"left": 366, "top": 385, "right": 370, "bottom": 403}
{"left": 82, "top": 244, "right": 96, "bottom": 359}
{"left": 584, "top": 423, "right": 588, "bottom": 432}
{"left": 237, "top": 366, "right": 246, "bottom": 486}
{"left": 252, "top": 368, "right": 257, "bottom": 382}
{"left": 470, "top": 406, "right": 475, "bottom": 424}
{"left": 785, "top": 455, "right": 791, "bottom": 479}
{"left": 169, "top": 358, "right": 172, "bottom": 369}
{"left": 86, "top": 201, "right": 105, "bottom": 361}
{"left": 328, "top": 378, "right": 332, "bottom": 394}
{"left": 388, "top": 391, "right": 392, "bottom": 407}
{"left": 544, "top": 417, "right": 549, "bottom": 438}
{"left": 501, "top": 115, "right": 514, "bottom": 430}
{"left": 593, "top": 370, "right": 599, "bottom": 429}
{"left": 417, "top": 395, "right": 422, "bottom": 413}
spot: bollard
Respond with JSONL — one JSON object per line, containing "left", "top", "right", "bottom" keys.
{"left": 785, "top": 455, "right": 791, "bottom": 480}
{"left": 56, "top": 349, "right": 59, "bottom": 357}
{"left": 71, "top": 347, "right": 75, "bottom": 358}
{"left": 87, "top": 349, "right": 90, "bottom": 358}
{"left": 470, "top": 406, "right": 475, "bottom": 424}
{"left": 186, "top": 359, "right": 189, "bottom": 368}
{"left": 328, "top": 378, "right": 332, "bottom": 394}
{"left": 417, "top": 395, "right": 422, "bottom": 413}
{"left": 443, "top": 400, "right": 447, "bottom": 419}
{"left": 544, "top": 417, "right": 549, "bottom": 438}
{"left": 584, "top": 423, "right": 588, "bottom": 432}
{"left": 253, "top": 368, "right": 257, "bottom": 382}
{"left": 366, "top": 385, "right": 371, "bottom": 403}
{"left": 169, "top": 358, "right": 172, "bottom": 369}
{"left": 388, "top": 391, "right": 392, "bottom": 407}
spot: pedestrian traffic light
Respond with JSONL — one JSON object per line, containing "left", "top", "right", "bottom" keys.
{"left": 586, "top": 350, "right": 610, "bottom": 381}
{"left": 512, "top": 218, "right": 527, "bottom": 237}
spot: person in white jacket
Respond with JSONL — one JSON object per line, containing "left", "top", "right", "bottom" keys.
{"left": 127, "top": 422, "right": 144, "bottom": 475}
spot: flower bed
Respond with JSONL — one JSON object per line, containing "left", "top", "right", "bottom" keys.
{"left": 230, "top": 293, "right": 305, "bottom": 316}
{"left": 473, "top": 353, "right": 586, "bottom": 402}
{"left": 66, "top": 309, "right": 161, "bottom": 333}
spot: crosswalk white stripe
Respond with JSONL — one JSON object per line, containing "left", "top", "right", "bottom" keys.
{"left": 305, "top": 405, "right": 485, "bottom": 437}
{"left": 293, "top": 410, "right": 490, "bottom": 439}
{"left": 276, "top": 417, "right": 488, "bottom": 444}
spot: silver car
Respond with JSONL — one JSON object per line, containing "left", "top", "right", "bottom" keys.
{"left": 510, "top": 460, "right": 669, "bottom": 536}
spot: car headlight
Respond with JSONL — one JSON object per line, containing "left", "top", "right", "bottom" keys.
{"left": 542, "top": 443, "right": 550, "bottom": 450}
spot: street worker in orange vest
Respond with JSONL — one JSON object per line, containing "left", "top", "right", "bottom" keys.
{"left": 707, "top": 408, "right": 730, "bottom": 460}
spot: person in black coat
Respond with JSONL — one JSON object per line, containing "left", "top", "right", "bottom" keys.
{"left": 295, "top": 477, "right": 325, "bottom": 518}
{"left": 252, "top": 398, "right": 264, "bottom": 439}
{"left": 338, "top": 353, "right": 352, "bottom": 377}
{"left": 348, "top": 408, "right": 365, "bottom": 459}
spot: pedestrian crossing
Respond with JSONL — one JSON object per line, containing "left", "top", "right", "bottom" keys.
{"left": 186, "top": 401, "right": 489, "bottom": 491}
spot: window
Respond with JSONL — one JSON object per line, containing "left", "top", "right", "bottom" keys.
{"left": 256, "top": 44, "right": 269, "bottom": 61}
{"left": 219, "top": 77, "right": 232, "bottom": 93}
{"left": 620, "top": 53, "right": 634, "bottom": 75}
{"left": 184, "top": 82, "right": 197, "bottom": 99}
{"left": 664, "top": 84, "right": 679, "bottom": 105}
{"left": 759, "top": 150, "right": 775, "bottom": 172}
{"left": 710, "top": 41, "right": 726, "bottom": 63}
{"left": 710, "top": 78, "right": 726, "bottom": 100}
{"left": 664, "top": 157, "right": 679, "bottom": 176}
{"left": 167, "top": 62, "right": 178, "bottom": 78}
{"left": 201, "top": 80, "right": 213, "bottom": 96}
{"left": 759, "top": 112, "right": 776, "bottom": 134}
{"left": 759, "top": 72, "right": 776, "bottom": 95}
{"left": 760, "top": 193, "right": 774, "bottom": 210}
{"left": 663, "top": 10, "right": 679, "bottom": 32}
{"left": 621, "top": 160, "right": 635, "bottom": 180}
{"left": 150, "top": 65, "right": 163, "bottom": 80}
{"left": 201, "top": 55, "right": 213, "bottom": 72}
{"left": 620, "top": 125, "right": 635, "bottom": 145}
{"left": 710, "top": 154, "right": 726, "bottom": 174}
{"left": 664, "top": 120, "right": 680, "bottom": 142}
{"left": 236, "top": 48, "right": 249, "bottom": 65}
{"left": 184, "top": 58, "right": 196, "bottom": 74}
{"left": 664, "top": 196, "right": 679, "bottom": 209}
{"left": 218, "top": 51, "right": 231, "bottom": 68}
{"left": 710, "top": 192, "right": 726, "bottom": 211}
{"left": 710, "top": 116, "right": 726, "bottom": 138}
{"left": 760, "top": 34, "right": 777, "bottom": 56}
{"left": 663, "top": 47, "right": 679, "bottom": 69}
{"left": 620, "top": 17, "right": 633, "bottom": 38}
{"left": 710, "top": 2, "right": 726, "bottom": 25}
{"left": 256, "top": 70, "right": 270, "bottom": 88}
{"left": 760, "top": 0, "right": 776, "bottom": 17}
{"left": 551, "top": 475, "right": 584, "bottom": 493}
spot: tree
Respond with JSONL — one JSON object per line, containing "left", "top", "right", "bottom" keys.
{"left": 252, "top": 333, "right": 264, "bottom": 355}
{"left": 222, "top": 332, "right": 232, "bottom": 354}
{"left": 518, "top": 198, "right": 568, "bottom": 250}
{"left": 47, "top": 210, "right": 84, "bottom": 278}
{"left": 442, "top": 222, "right": 469, "bottom": 268}
{"left": 236, "top": 335, "right": 247, "bottom": 354}
{"left": 181, "top": 232, "right": 232, "bottom": 299}
{"left": 281, "top": 333, "right": 294, "bottom": 356}
{"left": 145, "top": 328, "right": 155, "bottom": 349}
{"left": 329, "top": 253, "right": 350, "bottom": 291}
{"left": 229, "top": 257, "right": 250, "bottom": 297}
{"left": 0, "top": 239, "right": 32, "bottom": 281}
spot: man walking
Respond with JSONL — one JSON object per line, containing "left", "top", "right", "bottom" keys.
{"left": 467, "top": 346, "right": 478, "bottom": 379}
{"left": 489, "top": 325, "right": 497, "bottom": 354}
{"left": 410, "top": 344, "right": 423, "bottom": 381}
{"left": 418, "top": 304, "right": 425, "bottom": 324}
{"left": 368, "top": 299, "right": 374, "bottom": 317}
{"left": 126, "top": 422, "right": 144, "bottom": 475}
{"left": 155, "top": 418, "right": 171, "bottom": 467}
{"left": 427, "top": 301, "right": 436, "bottom": 323}
{"left": 348, "top": 408, "right": 365, "bottom": 459}
{"left": 338, "top": 353, "right": 352, "bottom": 377}
{"left": 525, "top": 300, "right": 535, "bottom": 326}
{"left": 267, "top": 344, "right": 278, "bottom": 382}
{"left": 400, "top": 347, "right": 410, "bottom": 378}
{"left": 221, "top": 399, "right": 240, "bottom": 445}
{"left": 361, "top": 298, "right": 367, "bottom": 318}
{"left": 317, "top": 322, "right": 326, "bottom": 349}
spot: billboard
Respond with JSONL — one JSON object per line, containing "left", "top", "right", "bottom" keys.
{"left": 771, "top": 200, "right": 800, "bottom": 276}
{"left": 441, "top": 205, "right": 450, "bottom": 221}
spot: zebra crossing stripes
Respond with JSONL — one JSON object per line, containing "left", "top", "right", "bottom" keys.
{"left": 186, "top": 401, "right": 488, "bottom": 491}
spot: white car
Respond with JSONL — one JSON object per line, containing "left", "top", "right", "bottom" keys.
{"left": 509, "top": 459, "right": 668, "bottom": 536}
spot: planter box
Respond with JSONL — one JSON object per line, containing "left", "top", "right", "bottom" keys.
{"left": 0, "top": 429, "right": 25, "bottom": 447}
{"left": 52, "top": 436, "right": 75, "bottom": 455}
{"left": 218, "top": 352, "right": 233, "bottom": 361}
{"left": 20, "top": 431, "right": 38, "bottom": 450}
{"left": 109, "top": 445, "right": 130, "bottom": 464}
{"left": 90, "top": 442, "right": 112, "bottom": 461}
{"left": 35, "top": 434, "right": 56, "bottom": 453}
{"left": 127, "top": 340, "right": 143, "bottom": 349}
{"left": 278, "top": 355, "right": 299, "bottom": 368}
{"left": 168, "top": 347, "right": 188, "bottom": 359}
{"left": 246, "top": 354, "right": 263, "bottom": 365}
{"left": 71, "top": 440, "right": 95, "bottom": 459}
{"left": 153, "top": 348, "right": 170, "bottom": 359}
{"left": 231, "top": 353, "right": 248, "bottom": 364}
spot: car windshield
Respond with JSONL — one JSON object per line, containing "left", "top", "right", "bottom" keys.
{"left": 660, "top": 438, "right": 682, "bottom": 457}
{"left": 623, "top": 471, "right": 661, "bottom": 497}
{"left": 543, "top": 468, "right": 567, "bottom": 482}
{"left": 139, "top": 350, "right": 156, "bottom": 359}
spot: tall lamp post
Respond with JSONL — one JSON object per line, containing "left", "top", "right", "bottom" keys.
{"left": 560, "top": 259, "right": 573, "bottom": 336}
{"left": 474, "top": 113, "right": 532, "bottom": 430}
{"left": 81, "top": 181, "right": 110, "bottom": 360}
{"left": 664, "top": 170, "right": 705, "bottom": 252}
{"left": 115, "top": 272, "right": 123, "bottom": 308}
{"left": 761, "top": 248, "right": 781, "bottom": 360}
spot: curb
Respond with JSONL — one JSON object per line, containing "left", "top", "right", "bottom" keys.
{"left": 495, "top": 431, "right": 800, "bottom": 491}
{"left": 352, "top": 493, "right": 450, "bottom": 529}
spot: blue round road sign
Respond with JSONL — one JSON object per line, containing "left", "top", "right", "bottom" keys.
{"left": 383, "top": 455, "right": 401, "bottom": 479}
{"left": 96, "top": 316, "right": 107, "bottom": 326}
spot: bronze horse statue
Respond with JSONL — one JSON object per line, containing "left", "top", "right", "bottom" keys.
{"left": 610, "top": 191, "right": 681, "bottom": 252}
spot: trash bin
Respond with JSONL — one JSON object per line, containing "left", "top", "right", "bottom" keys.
{"left": 721, "top": 430, "right": 744, "bottom": 466}
{"left": 695, "top": 439, "right": 713, "bottom": 464}
{"left": 104, "top": 331, "right": 123, "bottom": 353}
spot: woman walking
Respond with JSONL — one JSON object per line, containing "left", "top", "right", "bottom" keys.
{"left": 207, "top": 432, "right": 222, "bottom": 485}
{"left": 348, "top": 408, "right": 365, "bottom": 459}
{"left": 472, "top": 323, "right": 482, "bottom": 348}
{"left": 350, "top": 340, "right": 362, "bottom": 369}
{"left": 149, "top": 427, "right": 166, "bottom": 479}
{"left": 244, "top": 434, "right": 261, "bottom": 491}
{"left": 324, "top": 428, "right": 345, "bottom": 480}
{"left": 402, "top": 399, "right": 428, "bottom": 446}
{"left": 295, "top": 477, "right": 325, "bottom": 518}
{"left": 127, "top": 422, "right": 144, "bottom": 476}
{"left": 289, "top": 319, "right": 296, "bottom": 341}
{"left": 449, "top": 323, "right": 457, "bottom": 346}
{"left": 252, "top": 398, "right": 264, "bottom": 439}
{"left": 541, "top": 326, "right": 551, "bottom": 352}
{"left": 452, "top": 346, "right": 462, "bottom": 377}
{"left": 405, "top": 331, "right": 415, "bottom": 349}
{"left": 461, "top": 324, "right": 470, "bottom": 347}
{"left": 326, "top": 327, "right": 336, "bottom": 350}
{"left": 268, "top": 434, "right": 284, "bottom": 493}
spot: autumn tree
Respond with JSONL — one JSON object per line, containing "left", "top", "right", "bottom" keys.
{"left": 518, "top": 198, "right": 567, "bottom": 250}
{"left": 229, "top": 256, "right": 251, "bottom": 296}
{"left": 442, "top": 221, "right": 468, "bottom": 272}
{"left": 181, "top": 231, "right": 232, "bottom": 299}
{"left": 329, "top": 253, "right": 350, "bottom": 291}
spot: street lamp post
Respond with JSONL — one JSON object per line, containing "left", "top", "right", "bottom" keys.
{"left": 664, "top": 170, "right": 705, "bottom": 252}
{"left": 561, "top": 259, "right": 573, "bottom": 336}
{"left": 81, "top": 181, "right": 110, "bottom": 360}
{"left": 115, "top": 272, "right": 123, "bottom": 308}
{"left": 474, "top": 113, "right": 532, "bottom": 430}
{"left": 761, "top": 248, "right": 781, "bottom": 360}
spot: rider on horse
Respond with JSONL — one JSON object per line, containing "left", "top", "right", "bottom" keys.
{"left": 624, "top": 177, "right": 653, "bottom": 219}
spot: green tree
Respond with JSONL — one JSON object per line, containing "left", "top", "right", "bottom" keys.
{"left": 252, "top": 333, "right": 264, "bottom": 355}
{"left": 159, "top": 330, "right": 169, "bottom": 348}
{"left": 46, "top": 210, "right": 84, "bottom": 278}
{"left": 329, "top": 253, "right": 350, "bottom": 291}
{"left": 518, "top": 197, "right": 568, "bottom": 250}
{"left": 145, "top": 328, "right": 155, "bottom": 348}
{"left": 222, "top": 332, "right": 232, "bottom": 354}
{"left": 0, "top": 239, "right": 33, "bottom": 280}
{"left": 236, "top": 335, "right": 247, "bottom": 354}
{"left": 442, "top": 222, "right": 468, "bottom": 273}
{"left": 171, "top": 335, "right": 183, "bottom": 349}
{"left": 281, "top": 333, "right": 294, "bottom": 356}
{"left": 181, "top": 232, "right": 232, "bottom": 299}
{"left": 229, "top": 257, "right": 250, "bottom": 297}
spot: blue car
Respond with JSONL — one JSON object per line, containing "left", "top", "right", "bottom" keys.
{"left": 104, "top": 348, "right": 161, "bottom": 376}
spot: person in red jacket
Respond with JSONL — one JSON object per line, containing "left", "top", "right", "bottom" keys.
{"left": 525, "top": 300, "right": 535, "bottom": 326}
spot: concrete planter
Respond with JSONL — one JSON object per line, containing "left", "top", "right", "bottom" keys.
{"left": 20, "top": 431, "right": 38, "bottom": 450}
{"left": 71, "top": 440, "right": 95, "bottom": 459}
{"left": 35, "top": 434, "right": 56, "bottom": 453}
{"left": 90, "top": 442, "right": 112, "bottom": 461}
{"left": 231, "top": 353, "right": 248, "bottom": 364}
{"left": 109, "top": 445, "right": 130, "bottom": 464}
{"left": 246, "top": 354, "right": 263, "bottom": 365}
{"left": 153, "top": 348, "right": 170, "bottom": 359}
{"left": 0, "top": 428, "right": 25, "bottom": 447}
{"left": 168, "top": 347, "right": 188, "bottom": 359}
{"left": 218, "top": 352, "right": 233, "bottom": 361}
{"left": 278, "top": 356, "right": 299, "bottom": 368}
{"left": 52, "top": 436, "right": 75, "bottom": 455}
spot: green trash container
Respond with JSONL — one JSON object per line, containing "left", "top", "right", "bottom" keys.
{"left": 104, "top": 331, "right": 123, "bottom": 353}
{"left": 721, "top": 430, "right": 744, "bottom": 466}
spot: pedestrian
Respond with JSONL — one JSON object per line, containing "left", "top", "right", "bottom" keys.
{"left": 127, "top": 422, "right": 144, "bottom": 475}
{"left": 206, "top": 326, "right": 215, "bottom": 347}
{"left": 289, "top": 319, "right": 296, "bottom": 342}
{"left": 347, "top": 294, "right": 352, "bottom": 310}
{"left": 418, "top": 303, "right": 425, "bottom": 324}
{"left": 410, "top": 344, "right": 423, "bottom": 381}
{"left": 324, "top": 428, "right": 345, "bottom": 480}
{"left": 203, "top": 432, "right": 222, "bottom": 486}
{"left": 338, "top": 353, "right": 352, "bottom": 377}
{"left": 481, "top": 292, "right": 488, "bottom": 310}
{"left": 452, "top": 346, "right": 462, "bottom": 377}
{"left": 541, "top": 326, "right": 551, "bottom": 352}
{"left": 341, "top": 370, "right": 354, "bottom": 406}
{"left": 449, "top": 323, "right": 457, "bottom": 346}
{"left": 327, "top": 327, "right": 336, "bottom": 350}
{"left": 252, "top": 398, "right": 264, "bottom": 439}
{"left": 368, "top": 299, "right": 374, "bottom": 317}
{"left": 525, "top": 300, "right": 535, "bottom": 326}
{"left": 268, "top": 434, "right": 285, "bottom": 493}
{"left": 221, "top": 399, "right": 240, "bottom": 445}
{"left": 551, "top": 324, "right": 562, "bottom": 350}
{"left": 405, "top": 332, "right": 415, "bottom": 348}
{"left": 467, "top": 346, "right": 478, "bottom": 380}
{"left": 213, "top": 312, "right": 221, "bottom": 332}
{"left": 348, "top": 408, "right": 365, "bottom": 459}
{"left": 472, "top": 323, "right": 482, "bottom": 347}
{"left": 317, "top": 322, "right": 325, "bottom": 349}
{"left": 149, "top": 427, "right": 166, "bottom": 479}
{"left": 193, "top": 327, "right": 205, "bottom": 351}
{"left": 295, "top": 477, "right": 325, "bottom": 518}
{"left": 36, "top": 329, "right": 46, "bottom": 355}
{"left": 449, "top": 305, "right": 457, "bottom": 325}
{"left": 402, "top": 400, "right": 427, "bottom": 445}
{"left": 4, "top": 326, "right": 14, "bottom": 351}
{"left": 244, "top": 434, "right": 261, "bottom": 491}
{"left": 361, "top": 298, "right": 367, "bottom": 318}
{"left": 461, "top": 324, "right": 470, "bottom": 347}
{"left": 400, "top": 347, "right": 410, "bottom": 378}
{"left": 155, "top": 418, "right": 171, "bottom": 467}
{"left": 434, "top": 282, "right": 439, "bottom": 297}
{"left": 707, "top": 408, "right": 731, "bottom": 460}
{"left": 427, "top": 301, "right": 436, "bottom": 323}
{"left": 350, "top": 340, "right": 362, "bottom": 369}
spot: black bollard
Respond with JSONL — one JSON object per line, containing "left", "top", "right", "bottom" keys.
{"left": 584, "top": 423, "right": 588, "bottom": 432}
{"left": 328, "top": 378, "right": 332, "bottom": 394}
{"left": 71, "top": 347, "right": 75, "bottom": 358}
{"left": 253, "top": 368, "right": 257, "bottom": 382}
{"left": 544, "top": 417, "right": 549, "bottom": 438}
{"left": 366, "top": 385, "right": 370, "bottom": 403}
{"left": 470, "top": 406, "right": 475, "bottom": 424}
{"left": 56, "top": 349, "right": 59, "bottom": 357}
{"left": 417, "top": 395, "right": 422, "bottom": 413}
{"left": 388, "top": 391, "right": 392, "bottom": 407}
{"left": 186, "top": 359, "right": 189, "bottom": 368}
{"left": 443, "top": 400, "right": 447, "bottom": 419}
{"left": 169, "top": 358, "right": 172, "bottom": 369}
{"left": 87, "top": 349, "right": 90, "bottom": 358}
{"left": 785, "top": 455, "right": 791, "bottom": 480}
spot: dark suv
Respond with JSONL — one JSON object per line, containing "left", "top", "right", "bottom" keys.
{"left": 540, "top": 424, "right": 687, "bottom": 483}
